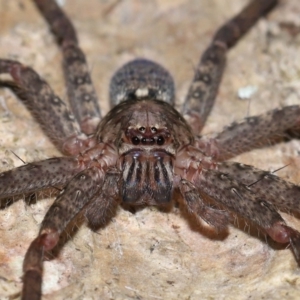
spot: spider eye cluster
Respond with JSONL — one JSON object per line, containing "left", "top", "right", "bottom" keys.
{"left": 126, "top": 125, "right": 168, "bottom": 146}
{"left": 131, "top": 136, "right": 165, "bottom": 145}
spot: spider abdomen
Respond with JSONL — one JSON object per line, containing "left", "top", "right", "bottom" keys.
{"left": 109, "top": 58, "right": 175, "bottom": 105}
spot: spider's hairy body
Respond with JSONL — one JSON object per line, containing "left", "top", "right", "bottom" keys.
{"left": 1, "top": 0, "right": 300, "bottom": 299}
{"left": 98, "top": 96, "right": 194, "bottom": 205}
{"left": 94, "top": 58, "right": 195, "bottom": 205}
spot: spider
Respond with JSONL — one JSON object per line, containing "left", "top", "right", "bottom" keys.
{"left": 1, "top": 0, "right": 300, "bottom": 299}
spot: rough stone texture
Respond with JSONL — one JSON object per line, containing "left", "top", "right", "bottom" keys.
{"left": 1, "top": 0, "right": 300, "bottom": 299}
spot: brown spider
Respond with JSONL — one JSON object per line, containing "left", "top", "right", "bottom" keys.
{"left": 1, "top": 0, "right": 300, "bottom": 299}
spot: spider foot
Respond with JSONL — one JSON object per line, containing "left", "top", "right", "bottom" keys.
{"left": 289, "top": 229, "right": 300, "bottom": 264}
{"left": 265, "top": 222, "right": 300, "bottom": 265}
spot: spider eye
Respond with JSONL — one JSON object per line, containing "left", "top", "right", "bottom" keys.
{"left": 157, "top": 136, "right": 165, "bottom": 145}
{"left": 131, "top": 137, "right": 140, "bottom": 145}
{"left": 151, "top": 127, "right": 157, "bottom": 133}
{"left": 141, "top": 138, "right": 146, "bottom": 144}
{"left": 139, "top": 127, "right": 145, "bottom": 132}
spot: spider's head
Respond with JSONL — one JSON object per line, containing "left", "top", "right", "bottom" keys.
{"left": 125, "top": 125, "right": 169, "bottom": 148}
{"left": 118, "top": 99, "right": 193, "bottom": 154}
{"left": 95, "top": 99, "right": 194, "bottom": 205}
{"left": 120, "top": 119, "right": 175, "bottom": 155}
{"left": 95, "top": 99, "right": 194, "bottom": 206}
{"left": 97, "top": 98, "right": 193, "bottom": 152}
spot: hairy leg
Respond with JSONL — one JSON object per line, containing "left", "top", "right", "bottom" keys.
{"left": 216, "top": 161, "right": 300, "bottom": 212}
{"left": 179, "top": 179, "right": 229, "bottom": 232}
{"left": 181, "top": 0, "right": 278, "bottom": 134}
{"left": 197, "top": 105, "right": 300, "bottom": 161}
{"left": 0, "top": 157, "right": 83, "bottom": 200}
{"left": 33, "top": 0, "right": 101, "bottom": 134}
{"left": 190, "top": 167, "right": 300, "bottom": 263}
{"left": 22, "top": 167, "right": 104, "bottom": 300}
{"left": 85, "top": 169, "right": 120, "bottom": 229}
{"left": 0, "top": 60, "right": 96, "bottom": 155}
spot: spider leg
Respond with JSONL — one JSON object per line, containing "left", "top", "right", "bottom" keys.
{"left": 22, "top": 166, "right": 106, "bottom": 300}
{"left": 0, "top": 59, "right": 95, "bottom": 155}
{"left": 0, "top": 157, "right": 83, "bottom": 200}
{"left": 210, "top": 105, "right": 300, "bottom": 161}
{"left": 216, "top": 161, "right": 300, "bottom": 213}
{"left": 181, "top": 0, "right": 278, "bottom": 134}
{"left": 0, "top": 140, "right": 116, "bottom": 201}
{"left": 184, "top": 167, "right": 300, "bottom": 264}
{"left": 33, "top": 0, "right": 101, "bottom": 135}
{"left": 179, "top": 179, "right": 229, "bottom": 232}
{"left": 85, "top": 169, "right": 120, "bottom": 229}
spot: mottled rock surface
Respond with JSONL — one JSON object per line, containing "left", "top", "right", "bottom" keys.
{"left": 1, "top": 0, "right": 300, "bottom": 299}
